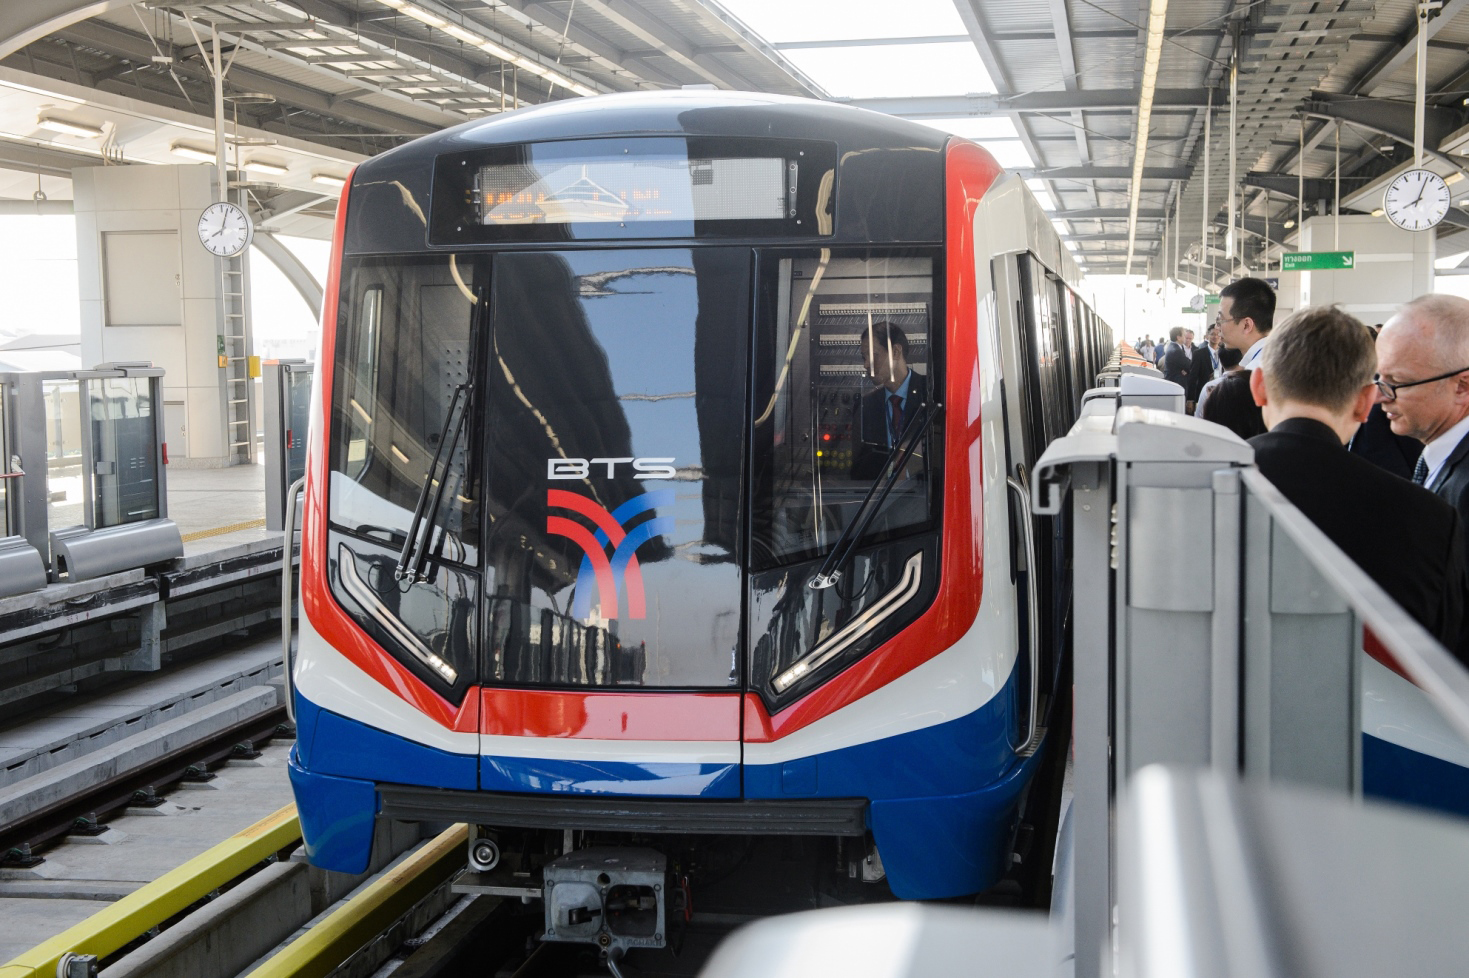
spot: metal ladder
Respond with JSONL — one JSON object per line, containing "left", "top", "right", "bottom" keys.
{"left": 220, "top": 242, "right": 253, "bottom": 463}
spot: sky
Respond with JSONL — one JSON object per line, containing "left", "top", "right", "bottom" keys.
{"left": 713, "top": 0, "right": 1034, "bottom": 169}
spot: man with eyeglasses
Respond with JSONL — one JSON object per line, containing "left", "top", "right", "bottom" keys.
{"left": 1216, "top": 276, "right": 1275, "bottom": 368}
{"left": 1376, "top": 295, "right": 1469, "bottom": 541}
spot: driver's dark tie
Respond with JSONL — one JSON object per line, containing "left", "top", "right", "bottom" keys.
{"left": 889, "top": 394, "right": 903, "bottom": 447}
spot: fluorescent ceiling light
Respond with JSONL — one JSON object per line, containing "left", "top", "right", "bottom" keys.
{"left": 171, "top": 141, "right": 217, "bottom": 162}
{"left": 399, "top": 4, "right": 447, "bottom": 28}
{"left": 36, "top": 113, "right": 104, "bottom": 138}
{"left": 244, "top": 158, "right": 289, "bottom": 176}
{"left": 312, "top": 171, "right": 347, "bottom": 189}
{"left": 1371, "top": 207, "right": 1385, "bottom": 217}
{"left": 1448, "top": 171, "right": 1465, "bottom": 186}
{"left": 1124, "top": 0, "right": 1169, "bottom": 275}
{"left": 443, "top": 24, "right": 479, "bottom": 44}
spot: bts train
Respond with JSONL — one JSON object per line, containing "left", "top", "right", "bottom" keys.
{"left": 286, "top": 91, "right": 1111, "bottom": 937}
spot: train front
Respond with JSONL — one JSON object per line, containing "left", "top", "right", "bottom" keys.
{"left": 288, "top": 93, "right": 1043, "bottom": 911}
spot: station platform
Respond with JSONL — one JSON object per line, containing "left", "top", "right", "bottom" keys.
{"left": 164, "top": 465, "right": 276, "bottom": 558}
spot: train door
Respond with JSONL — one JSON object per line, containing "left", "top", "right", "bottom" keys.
{"left": 991, "top": 252, "right": 1075, "bottom": 749}
{"left": 475, "top": 248, "right": 748, "bottom": 797}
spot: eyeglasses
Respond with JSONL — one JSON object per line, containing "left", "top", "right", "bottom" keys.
{"left": 1373, "top": 366, "right": 1469, "bottom": 401}
{"left": 1214, "top": 313, "right": 1237, "bottom": 327}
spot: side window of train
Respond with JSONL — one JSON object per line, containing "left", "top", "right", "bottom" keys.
{"left": 341, "top": 286, "right": 382, "bottom": 479}
{"left": 322, "top": 257, "right": 484, "bottom": 701}
{"left": 747, "top": 250, "right": 944, "bottom": 710}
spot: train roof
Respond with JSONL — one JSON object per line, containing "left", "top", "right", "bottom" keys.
{"left": 342, "top": 91, "right": 970, "bottom": 254}
{"left": 362, "top": 91, "right": 951, "bottom": 171}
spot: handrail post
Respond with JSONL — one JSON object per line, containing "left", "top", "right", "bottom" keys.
{"left": 281, "top": 476, "right": 306, "bottom": 723}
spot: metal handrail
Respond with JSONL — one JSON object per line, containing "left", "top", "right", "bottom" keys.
{"left": 1238, "top": 467, "right": 1469, "bottom": 745}
{"left": 1006, "top": 476, "right": 1042, "bottom": 755}
{"left": 280, "top": 476, "right": 306, "bottom": 724}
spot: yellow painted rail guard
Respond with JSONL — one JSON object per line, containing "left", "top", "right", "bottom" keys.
{"left": 244, "top": 823, "right": 468, "bottom": 978}
{"left": 0, "top": 804, "right": 301, "bottom": 978}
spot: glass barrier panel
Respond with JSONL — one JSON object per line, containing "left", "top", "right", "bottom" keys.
{"left": 287, "top": 368, "right": 311, "bottom": 488}
{"left": 44, "top": 378, "right": 85, "bottom": 530}
{"left": 0, "top": 391, "right": 8, "bottom": 537}
{"left": 89, "top": 376, "right": 160, "bottom": 527}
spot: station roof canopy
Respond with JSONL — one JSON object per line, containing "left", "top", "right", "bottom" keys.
{"left": 2, "top": 0, "right": 1469, "bottom": 282}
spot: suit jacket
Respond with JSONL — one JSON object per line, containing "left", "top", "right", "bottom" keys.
{"left": 1162, "top": 342, "right": 1192, "bottom": 388}
{"left": 851, "top": 371, "right": 929, "bottom": 480}
{"left": 1349, "top": 403, "right": 1423, "bottom": 482}
{"left": 1252, "top": 418, "right": 1469, "bottom": 664}
{"left": 1430, "top": 427, "right": 1469, "bottom": 555}
{"left": 1185, "top": 343, "right": 1219, "bottom": 405}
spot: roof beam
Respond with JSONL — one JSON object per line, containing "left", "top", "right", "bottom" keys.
{"left": 843, "top": 89, "right": 1215, "bottom": 118}
{"left": 773, "top": 35, "right": 969, "bottom": 49}
{"left": 1301, "top": 92, "right": 1462, "bottom": 156}
{"left": 0, "top": 0, "right": 147, "bottom": 61}
{"left": 53, "top": 19, "right": 454, "bottom": 134}
{"left": 0, "top": 137, "right": 97, "bottom": 177}
{"left": 571, "top": 0, "right": 755, "bottom": 90}
{"left": 1355, "top": 0, "right": 1469, "bottom": 96}
{"left": 1058, "top": 207, "right": 1166, "bottom": 218}
{"left": 1242, "top": 173, "right": 1371, "bottom": 200}
{"left": 1018, "top": 166, "right": 1191, "bottom": 180}
{"left": 1045, "top": 0, "right": 1097, "bottom": 212}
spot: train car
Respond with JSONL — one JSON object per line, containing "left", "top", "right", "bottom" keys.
{"left": 286, "top": 91, "right": 1111, "bottom": 944}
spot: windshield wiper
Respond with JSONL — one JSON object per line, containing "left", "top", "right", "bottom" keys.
{"left": 396, "top": 288, "right": 485, "bottom": 583}
{"left": 808, "top": 402, "right": 942, "bottom": 589}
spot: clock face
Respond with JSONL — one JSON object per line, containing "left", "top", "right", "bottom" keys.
{"left": 197, "top": 201, "right": 253, "bottom": 257}
{"left": 1383, "top": 168, "right": 1451, "bottom": 232}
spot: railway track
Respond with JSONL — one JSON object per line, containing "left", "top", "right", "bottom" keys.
{"left": 0, "top": 707, "right": 292, "bottom": 870}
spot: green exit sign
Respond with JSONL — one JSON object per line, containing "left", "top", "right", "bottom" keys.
{"left": 1281, "top": 250, "right": 1355, "bottom": 271}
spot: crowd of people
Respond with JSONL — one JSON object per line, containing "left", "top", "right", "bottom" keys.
{"left": 1133, "top": 279, "right": 1469, "bottom": 664}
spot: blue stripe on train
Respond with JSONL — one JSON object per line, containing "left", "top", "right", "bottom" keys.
{"left": 1363, "top": 732, "right": 1469, "bottom": 819}
{"left": 744, "top": 665, "right": 1035, "bottom": 899}
{"left": 479, "top": 756, "right": 740, "bottom": 797}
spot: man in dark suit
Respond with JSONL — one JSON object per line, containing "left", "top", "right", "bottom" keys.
{"left": 1185, "top": 325, "right": 1222, "bottom": 413}
{"left": 1249, "top": 305, "right": 1469, "bottom": 662}
{"left": 850, "top": 321, "right": 929, "bottom": 481}
{"left": 1161, "top": 326, "right": 1191, "bottom": 387}
{"left": 1375, "top": 296, "right": 1469, "bottom": 550}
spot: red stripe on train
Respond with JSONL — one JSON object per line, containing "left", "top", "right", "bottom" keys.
{"left": 479, "top": 689, "right": 741, "bottom": 740}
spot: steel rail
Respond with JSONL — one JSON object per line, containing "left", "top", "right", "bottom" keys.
{"left": 242, "top": 823, "right": 469, "bottom": 978}
{"left": 0, "top": 805, "right": 301, "bottom": 978}
{"left": 0, "top": 707, "right": 290, "bottom": 866}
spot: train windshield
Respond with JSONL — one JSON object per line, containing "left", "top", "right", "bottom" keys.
{"left": 324, "top": 247, "right": 939, "bottom": 696}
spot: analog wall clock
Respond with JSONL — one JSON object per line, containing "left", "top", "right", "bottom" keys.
{"left": 1383, "top": 168, "right": 1451, "bottom": 232}
{"left": 197, "top": 200, "right": 254, "bottom": 257}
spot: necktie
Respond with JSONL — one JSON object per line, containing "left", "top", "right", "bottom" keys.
{"left": 1413, "top": 455, "right": 1429, "bottom": 486}
{"left": 889, "top": 394, "right": 904, "bottom": 446}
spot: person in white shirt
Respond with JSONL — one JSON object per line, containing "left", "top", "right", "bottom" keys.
{"left": 1217, "top": 277, "right": 1276, "bottom": 369}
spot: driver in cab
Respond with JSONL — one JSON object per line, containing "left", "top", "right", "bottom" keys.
{"left": 851, "top": 321, "right": 929, "bottom": 481}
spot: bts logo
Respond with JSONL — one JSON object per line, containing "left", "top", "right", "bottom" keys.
{"left": 546, "top": 489, "right": 676, "bottom": 620}
{"left": 547, "top": 457, "right": 676, "bottom": 480}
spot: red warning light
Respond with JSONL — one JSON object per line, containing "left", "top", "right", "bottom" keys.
{"left": 822, "top": 433, "right": 831, "bottom": 441}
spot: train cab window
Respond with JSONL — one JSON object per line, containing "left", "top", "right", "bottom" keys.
{"left": 750, "top": 253, "right": 939, "bottom": 566}
{"left": 747, "top": 252, "right": 943, "bottom": 709}
{"left": 323, "top": 256, "right": 483, "bottom": 701}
